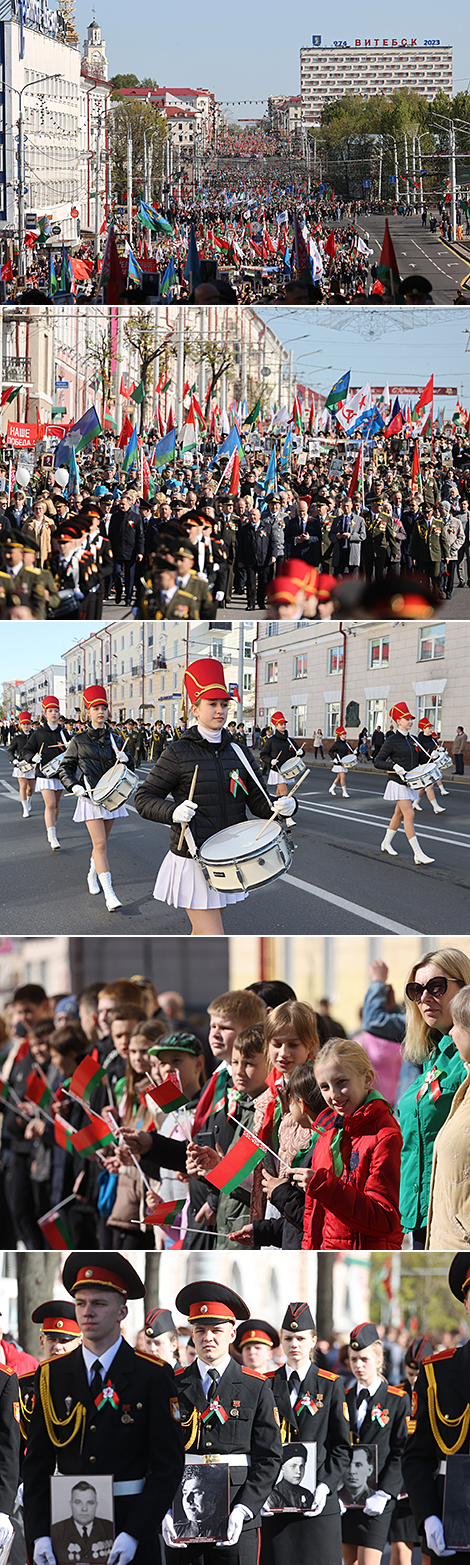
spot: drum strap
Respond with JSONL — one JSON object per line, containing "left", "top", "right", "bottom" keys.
{"left": 230, "top": 743, "right": 273, "bottom": 808}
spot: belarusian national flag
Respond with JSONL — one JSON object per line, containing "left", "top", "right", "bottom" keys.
{"left": 377, "top": 220, "right": 403, "bottom": 301}
{"left": 291, "top": 395, "right": 303, "bottom": 433}
{"left": 39, "top": 1211, "right": 74, "bottom": 1250}
{"left": 54, "top": 1115, "right": 76, "bottom": 1154}
{"left": 410, "top": 441, "right": 421, "bottom": 497}
{"left": 205, "top": 1130, "right": 266, "bottom": 1194}
{"left": 73, "top": 1116, "right": 117, "bottom": 1159}
{"left": 192, "top": 1064, "right": 230, "bottom": 1133}
{"left": 25, "top": 1072, "right": 52, "bottom": 1111}
{"left": 0, "top": 1075, "right": 11, "bottom": 1102}
{"left": 144, "top": 1198, "right": 185, "bottom": 1227}
{"left": 145, "top": 1072, "right": 188, "bottom": 1113}
{"left": 68, "top": 1056, "right": 106, "bottom": 1104}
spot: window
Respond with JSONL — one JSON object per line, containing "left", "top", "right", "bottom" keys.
{"left": 325, "top": 701, "right": 341, "bottom": 736}
{"left": 211, "top": 639, "right": 223, "bottom": 659}
{"left": 418, "top": 624, "right": 445, "bottom": 660}
{"left": 369, "top": 636, "right": 389, "bottom": 668}
{"left": 327, "top": 645, "right": 344, "bottom": 675}
{"left": 366, "top": 697, "right": 387, "bottom": 734}
{"left": 267, "top": 623, "right": 279, "bottom": 637}
{"left": 244, "top": 672, "right": 253, "bottom": 692}
{"left": 265, "top": 661, "right": 278, "bottom": 684}
{"left": 292, "top": 705, "right": 307, "bottom": 737}
{"left": 130, "top": 631, "right": 134, "bottom": 647}
{"left": 173, "top": 670, "right": 178, "bottom": 691}
{"left": 129, "top": 684, "right": 133, "bottom": 697}
{"left": 293, "top": 654, "right": 308, "bottom": 679}
{"left": 149, "top": 678, "right": 153, "bottom": 694}
{"left": 417, "top": 693, "right": 442, "bottom": 733}
{"left": 173, "top": 640, "right": 179, "bottom": 657}
{"left": 121, "top": 636, "right": 124, "bottom": 649}
{"left": 161, "top": 674, "right": 165, "bottom": 692}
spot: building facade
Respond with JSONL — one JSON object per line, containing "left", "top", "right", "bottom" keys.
{"left": 255, "top": 619, "right": 468, "bottom": 746}
{"left": 8, "top": 664, "right": 66, "bottom": 718}
{"left": 62, "top": 621, "right": 258, "bottom": 726}
{"left": 300, "top": 38, "right": 453, "bottom": 125}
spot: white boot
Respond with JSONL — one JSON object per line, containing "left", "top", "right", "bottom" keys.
{"left": 431, "top": 800, "right": 445, "bottom": 814}
{"left": 87, "top": 857, "right": 101, "bottom": 895}
{"left": 22, "top": 800, "right": 30, "bottom": 817}
{"left": 381, "top": 828, "right": 398, "bottom": 856}
{"left": 47, "top": 826, "right": 61, "bottom": 850}
{"left": 98, "top": 871, "right": 122, "bottom": 910}
{"left": 413, "top": 800, "right": 423, "bottom": 811}
{"left": 439, "top": 784, "right": 449, "bottom": 795}
{"left": 342, "top": 786, "right": 349, "bottom": 798}
{"left": 26, "top": 797, "right": 32, "bottom": 815}
{"left": 329, "top": 783, "right": 337, "bottom": 796}
{"left": 409, "top": 834, "right": 434, "bottom": 865}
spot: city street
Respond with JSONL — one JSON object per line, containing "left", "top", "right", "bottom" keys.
{"left": 1, "top": 749, "right": 468, "bottom": 936}
{"left": 354, "top": 213, "right": 470, "bottom": 300}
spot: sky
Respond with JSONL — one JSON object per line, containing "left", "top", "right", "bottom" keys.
{"left": 76, "top": 1, "right": 469, "bottom": 104}
{"left": 260, "top": 307, "right": 470, "bottom": 406}
{"left": 0, "top": 623, "right": 116, "bottom": 683}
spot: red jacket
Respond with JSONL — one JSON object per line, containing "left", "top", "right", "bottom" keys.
{"left": 301, "top": 1096, "right": 403, "bottom": 1250}
{"left": 0, "top": 1338, "right": 38, "bottom": 1375}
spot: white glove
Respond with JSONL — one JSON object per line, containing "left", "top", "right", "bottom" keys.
{"left": 107, "top": 1533, "right": 138, "bottom": 1565}
{"left": 226, "top": 1505, "right": 249, "bottom": 1544}
{"left": 33, "top": 1538, "right": 56, "bottom": 1565}
{"left": 0, "top": 1517, "right": 13, "bottom": 1550}
{"left": 17, "top": 1483, "right": 24, "bottom": 1507}
{"left": 162, "top": 1513, "right": 186, "bottom": 1549}
{"left": 424, "top": 1515, "right": 456, "bottom": 1557}
{"left": 215, "top": 591, "right": 225, "bottom": 602}
{"left": 273, "top": 797, "right": 296, "bottom": 818}
{"left": 172, "top": 799, "right": 198, "bottom": 824}
{"left": 363, "top": 1492, "right": 390, "bottom": 1517}
{"left": 310, "top": 1482, "right": 329, "bottom": 1516}
{"left": 73, "top": 589, "right": 85, "bottom": 600}
{"left": 393, "top": 764, "right": 406, "bottom": 779}
{"left": 72, "top": 784, "right": 86, "bottom": 796}
{"left": 338, "top": 1498, "right": 346, "bottom": 1516}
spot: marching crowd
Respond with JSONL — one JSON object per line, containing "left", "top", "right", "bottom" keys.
{"left": 1, "top": 425, "right": 469, "bottom": 620}
{"left": 2, "top": 946, "right": 470, "bottom": 1253}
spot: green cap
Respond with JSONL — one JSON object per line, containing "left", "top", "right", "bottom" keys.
{"left": 148, "top": 1031, "right": 202, "bottom": 1057}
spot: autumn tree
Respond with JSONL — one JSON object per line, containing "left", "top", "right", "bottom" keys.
{"left": 109, "top": 97, "right": 167, "bottom": 206}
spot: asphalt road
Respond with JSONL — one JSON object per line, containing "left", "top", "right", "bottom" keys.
{"left": 2, "top": 750, "right": 468, "bottom": 936}
{"left": 353, "top": 214, "right": 470, "bottom": 301}
{"left": 102, "top": 593, "right": 264, "bottom": 621}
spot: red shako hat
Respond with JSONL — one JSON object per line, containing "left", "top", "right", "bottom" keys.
{"left": 83, "top": 685, "right": 108, "bottom": 708}
{"left": 42, "top": 696, "right": 60, "bottom": 711}
{"left": 18, "top": 711, "right": 32, "bottom": 723}
{"left": 390, "top": 701, "right": 414, "bottom": 723}
{"left": 184, "top": 658, "right": 229, "bottom": 704}
{"left": 271, "top": 712, "right": 287, "bottom": 725}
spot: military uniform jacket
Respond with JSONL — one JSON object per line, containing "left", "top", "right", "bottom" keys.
{"left": 402, "top": 1340, "right": 470, "bottom": 1532}
{"left": 346, "top": 1379, "right": 409, "bottom": 1497}
{"left": 174, "top": 1358, "right": 282, "bottom": 1525}
{"left": 0, "top": 1361, "right": 20, "bottom": 1513}
{"left": 18, "top": 1366, "right": 37, "bottom": 1474}
{"left": 0, "top": 564, "right": 49, "bottom": 616}
{"left": 139, "top": 584, "right": 200, "bottom": 620}
{"left": 23, "top": 1340, "right": 185, "bottom": 1557}
{"left": 266, "top": 1364, "right": 351, "bottom": 1498}
{"left": 51, "top": 1513, "right": 113, "bottom": 1563}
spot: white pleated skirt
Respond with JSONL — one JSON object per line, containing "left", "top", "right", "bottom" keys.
{"left": 12, "top": 766, "right": 35, "bottom": 779}
{"left": 35, "top": 777, "right": 64, "bottom": 793}
{"left": 384, "top": 780, "right": 418, "bottom": 802}
{"left": 153, "top": 850, "right": 247, "bottom": 909}
{"left": 268, "top": 767, "right": 280, "bottom": 786}
{"left": 73, "top": 798, "right": 129, "bottom": 822}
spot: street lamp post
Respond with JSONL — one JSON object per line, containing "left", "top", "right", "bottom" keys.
{"left": 5, "top": 75, "right": 61, "bottom": 280}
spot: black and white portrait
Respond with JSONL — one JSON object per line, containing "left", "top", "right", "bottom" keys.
{"left": 172, "top": 1462, "right": 230, "bottom": 1542}
{"left": 262, "top": 1442, "right": 317, "bottom": 1514}
{"left": 50, "top": 1476, "right": 114, "bottom": 1565}
{"left": 443, "top": 1452, "right": 470, "bottom": 1549}
{"left": 339, "top": 1445, "right": 378, "bottom": 1508}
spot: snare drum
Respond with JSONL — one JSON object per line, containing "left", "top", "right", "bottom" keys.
{"left": 198, "top": 818, "right": 293, "bottom": 893}
{"left": 15, "top": 759, "right": 36, "bottom": 777}
{"left": 405, "top": 761, "right": 442, "bottom": 789}
{"left": 42, "top": 753, "right": 65, "bottom": 778}
{"left": 332, "top": 754, "right": 357, "bottom": 773}
{"left": 432, "top": 746, "right": 452, "bottom": 773}
{"left": 92, "top": 762, "right": 137, "bottom": 812}
{"left": 279, "top": 754, "right": 308, "bottom": 783}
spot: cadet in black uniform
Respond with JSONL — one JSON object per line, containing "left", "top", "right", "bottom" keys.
{"left": 403, "top": 1254, "right": 470, "bottom": 1564}
{"left": 162, "top": 1280, "right": 282, "bottom": 1565}
{"left": 234, "top": 1321, "right": 279, "bottom": 1379}
{"left": 8, "top": 710, "right": 36, "bottom": 817}
{"left": 388, "top": 1336, "right": 433, "bottom": 1565}
{"left": 342, "top": 1322, "right": 409, "bottom": 1565}
{"left": 262, "top": 1301, "right": 350, "bottom": 1565}
{"left": 18, "top": 1300, "right": 81, "bottom": 1464}
{"left": 23, "top": 1253, "right": 185, "bottom": 1565}
{"left": 0, "top": 1356, "right": 20, "bottom": 1553}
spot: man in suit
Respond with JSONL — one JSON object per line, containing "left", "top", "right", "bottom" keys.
{"left": 23, "top": 1254, "right": 185, "bottom": 1565}
{"left": 109, "top": 495, "right": 144, "bottom": 606}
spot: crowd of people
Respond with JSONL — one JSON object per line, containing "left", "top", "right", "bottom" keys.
{"left": 1, "top": 422, "right": 469, "bottom": 620}
{"left": 2, "top": 946, "right": 470, "bottom": 1253}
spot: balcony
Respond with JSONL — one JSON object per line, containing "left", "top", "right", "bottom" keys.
{"left": 2, "top": 356, "right": 32, "bottom": 383}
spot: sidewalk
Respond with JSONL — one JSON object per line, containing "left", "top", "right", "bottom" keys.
{"left": 299, "top": 755, "right": 470, "bottom": 784}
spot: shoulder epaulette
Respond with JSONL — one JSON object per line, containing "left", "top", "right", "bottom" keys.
{"left": 134, "top": 1349, "right": 166, "bottom": 1367}
{"left": 242, "top": 1366, "right": 265, "bottom": 1379}
{"left": 0, "top": 1363, "right": 15, "bottom": 1376}
{"left": 18, "top": 1367, "right": 38, "bottom": 1381}
{"left": 388, "top": 1384, "right": 406, "bottom": 1396}
{"left": 174, "top": 1365, "right": 186, "bottom": 1376}
{"left": 423, "top": 1349, "right": 455, "bottom": 1364}
{"left": 264, "top": 1370, "right": 276, "bottom": 1379}
{"left": 318, "top": 1368, "right": 338, "bottom": 1381}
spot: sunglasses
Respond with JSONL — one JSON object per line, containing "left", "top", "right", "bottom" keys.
{"left": 405, "top": 977, "right": 449, "bottom": 1002}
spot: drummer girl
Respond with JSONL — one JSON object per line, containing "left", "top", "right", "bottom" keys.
{"left": 259, "top": 711, "right": 303, "bottom": 800}
{"left": 58, "top": 684, "right": 129, "bottom": 911}
{"left": 134, "top": 657, "right": 294, "bottom": 936}
{"left": 8, "top": 711, "right": 36, "bottom": 818}
{"left": 412, "top": 717, "right": 447, "bottom": 817}
{"left": 342, "top": 1322, "right": 409, "bottom": 1565}
{"left": 23, "top": 694, "right": 69, "bottom": 851}
{"left": 328, "top": 726, "right": 353, "bottom": 799}
{"left": 373, "top": 702, "right": 434, "bottom": 867}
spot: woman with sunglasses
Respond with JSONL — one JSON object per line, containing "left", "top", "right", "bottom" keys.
{"left": 397, "top": 947, "right": 470, "bottom": 1249}
{"left": 373, "top": 701, "right": 434, "bottom": 865}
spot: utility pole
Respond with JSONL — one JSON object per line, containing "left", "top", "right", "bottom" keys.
{"left": 288, "top": 348, "right": 293, "bottom": 409}
{"left": 449, "top": 122, "right": 457, "bottom": 241}
{"left": 17, "top": 108, "right": 25, "bottom": 281}
{"left": 17, "top": 1253, "right": 58, "bottom": 1356}
{"left": 126, "top": 121, "right": 133, "bottom": 243}
{"left": 143, "top": 129, "right": 148, "bottom": 204}
{"left": 175, "top": 306, "right": 185, "bottom": 429}
{"left": 115, "top": 307, "right": 124, "bottom": 434}
{"left": 94, "top": 109, "right": 102, "bottom": 258}
{"left": 393, "top": 138, "right": 399, "bottom": 200}
{"left": 378, "top": 135, "right": 383, "bottom": 202}
{"left": 417, "top": 136, "right": 424, "bottom": 215}
{"left": 403, "top": 132, "right": 410, "bottom": 208}
{"left": 237, "top": 623, "right": 244, "bottom": 725}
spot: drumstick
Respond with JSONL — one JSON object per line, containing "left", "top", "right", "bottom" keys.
{"left": 177, "top": 765, "right": 198, "bottom": 851}
{"left": 253, "top": 772, "right": 307, "bottom": 843}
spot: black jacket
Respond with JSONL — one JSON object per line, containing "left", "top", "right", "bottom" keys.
{"left": 109, "top": 507, "right": 144, "bottom": 562}
{"left": 24, "top": 722, "right": 70, "bottom": 778}
{"left": 373, "top": 732, "right": 425, "bottom": 776}
{"left": 58, "top": 723, "right": 126, "bottom": 792}
{"left": 260, "top": 732, "right": 301, "bottom": 769}
{"left": 0, "top": 1364, "right": 20, "bottom": 1513}
{"left": 329, "top": 738, "right": 352, "bottom": 762}
{"left": 238, "top": 519, "right": 274, "bottom": 569}
{"left": 174, "top": 1357, "right": 282, "bottom": 1525}
{"left": 266, "top": 1362, "right": 351, "bottom": 1499}
{"left": 345, "top": 1379, "right": 409, "bottom": 1498}
{"left": 134, "top": 725, "right": 271, "bottom": 858}
{"left": 8, "top": 729, "right": 37, "bottom": 763}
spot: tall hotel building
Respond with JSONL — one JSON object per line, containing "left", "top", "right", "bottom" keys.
{"left": 300, "top": 37, "right": 453, "bottom": 125}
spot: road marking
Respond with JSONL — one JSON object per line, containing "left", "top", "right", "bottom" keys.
{"left": 297, "top": 798, "right": 470, "bottom": 847}
{"left": 283, "top": 875, "right": 419, "bottom": 934}
{"left": 409, "top": 237, "right": 454, "bottom": 278}
{"left": 0, "top": 779, "right": 19, "bottom": 795}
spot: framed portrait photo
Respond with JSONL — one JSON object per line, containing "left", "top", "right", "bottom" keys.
{"left": 339, "top": 1444, "right": 379, "bottom": 1508}
{"left": 443, "top": 1453, "right": 470, "bottom": 1549}
{"left": 50, "top": 1475, "right": 114, "bottom": 1565}
{"left": 172, "top": 1459, "right": 230, "bottom": 1543}
{"left": 262, "top": 1441, "right": 317, "bottom": 1514}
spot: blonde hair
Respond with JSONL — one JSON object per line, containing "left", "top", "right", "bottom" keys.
{"left": 314, "top": 1037, "right": 375, "bottom": 1084}
{"left": 403, "top": 947, "right": 470, "bottom": 1064}
{"left": 349, "top": 1339, "right": 384, "bottom": 1374}
{"left": 265, "top": 1001, "right": 319, "bottom": 1059}
{"left": 450, "top": 985, "right": 470, "bottom": 1035}
{"left": 208, "top": 990, "right": 266, "bottom": 1027}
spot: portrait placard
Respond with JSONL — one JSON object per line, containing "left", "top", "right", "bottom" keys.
{"left": 339, "top": 1444, "right": 379, "bottom": 1508}
{"left": 50, "top": 1475, "right": 114, "bottom": 1565}
{"left": 262, "top": 1442, "right": 317, "bottom": 1514}
{"left": 172, "top": 1459, "right": 230, "bottom": 1542}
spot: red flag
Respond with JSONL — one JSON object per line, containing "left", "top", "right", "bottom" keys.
{"left": 99, "top": 225, "right": 126, "bottom": 305}
{"left": 117, "top": 414, "right": 133, "bottom": 449}
{"left": 120, "top": 376, "right": 136, "bottom": 399}
{"left": 323, "top": 230, "right": 336, "bottom": 260}
{"left": 1, "top": 261, "right": 13, "bottom": 281}
{"left": 379, "top": 218, "right": 399, "bottom": 273}
{"left": 228, "top": 450, "right": 240, "bottom": 497}
{"left": 410, "top": 441, "right": 421, "bottom": 497}
{"left": 415, "top": 376, "right": 433, "bottom": 413}
{"left": 347, "top": 445, "right": 363, "bottom": 499}
{"left": 166, "top": 407, "right": 175, "bottom": 432}
{"left": 293, "top": 213, "right": 309, "bottom": 274}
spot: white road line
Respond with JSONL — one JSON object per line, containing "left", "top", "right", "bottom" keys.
{"left": 409, "top": 237, "right": 454, "bottom": 278}
{"left": 283, "top": 874, "right": 419, "bottom": 934}
{"left": 297, "top": 800, "right": 470, "bottom": 845}
{"left": 0, "top": 779, "right": 19, "bottom": 795}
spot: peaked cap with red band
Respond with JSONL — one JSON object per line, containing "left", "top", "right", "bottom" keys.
{"left": 175, "top": 1280, "right": 249, "bottom": 1324}
{"left": 62, "top": 1252, "right": 145, "bottom": 1301}
{"left": 389, "top": 701, "right": 414, "bottom": 724}
{"left": 42, "top": 695, "right": 60, "bottom": 711}
{"left": 184, "top": 658, "right": 229, "bottom": 705}
{"left": 18, "top": 712, "right": 32, "bottom": 724}
{"left": 31, "top": 1300, "right": 80, "bottom": 1336}
{"left": 234, "top": 1318, "right": 280, "bottom": 1351}
{"left": 83, "top": 685, "right": 108, "bottom": 709}
{"left": 448, "top": 1254, "right": 470, "bottom": 1302}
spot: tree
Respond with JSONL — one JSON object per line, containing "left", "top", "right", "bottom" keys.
{"left": 183, "top": 333, "right": 237, "bottom": 414}
{"left": 122, "top": 311, "right": 169, "bottom": 432}
{"left": 110, "top": 74, "right": 140, "bottom": 89}
{"left": 370, "top": 1254, "right": 469, "bottom": 1338}
{"left": 109, "top": 99, "right": 168, "bottom": 207}
{"left": 84, "top": 320, "right": 113, "bottom": 427}
{"left": 317, "top": 1255, "right": 335, "bottom": 1337}
{"left": 17, "top": 1253, "right": 58, "bottom": 1356}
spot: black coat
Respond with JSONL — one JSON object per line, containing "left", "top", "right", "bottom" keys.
{"left": 238, "top": 519, "right": 274, "bottom": 569}
{"left": 24, "top": 722, "right": 70, "bottom": 778}
{"left": 109, "top": 508, "right": 144, "bottom": 563}
{"left": 345, "top": 1378, "right": 409, "bottom": 1497}
{"left": 174, "top": 1358, "right": 282, "bottom": 1525}
{"left": 58, "top": 723, "right": 126, "bottom": 793}
{"left": 8, "top": 729, "right": 37, "bottom": 763}
{"left": 267, "top": 1362, "right": 351, "bottom": 1494}
{"left": 259, "top": 733, "right": 301, "bottom": 769}
{"left": 0, "top": 1363, "right": 20, "bottom": 1512}
{"left": 134, "top": 725, "right": 271, "bottom": 858}
{"left": 373, "top": 732, "right": 425, "bottom": 776}
{"left": 402, "top": 1339, "right": 470, "bottom": 1535}
{"left": 329, "top": 738, "right": 351, "bottom": 763}
{"left": 23, "top": 1339, "right": 185, "bottom": 1563}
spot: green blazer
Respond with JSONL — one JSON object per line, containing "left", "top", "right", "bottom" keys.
{"left": 397, "top": 1033, "right": 466, "bottom": 1231}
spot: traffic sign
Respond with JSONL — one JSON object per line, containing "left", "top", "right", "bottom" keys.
{"left": 55, "top": 381, "right": 69, "bottom": 389}
{"left": 25, "top": 212, "right": 37, "bottom": 228}
{"left": 363, "top": 180, "right": 371, "bottom": 188}
{"left": 51, "top": 223, "right": 61, "bottom": 235}
{"left": 70, "top": 207, "right": 79, "bottom": 217}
